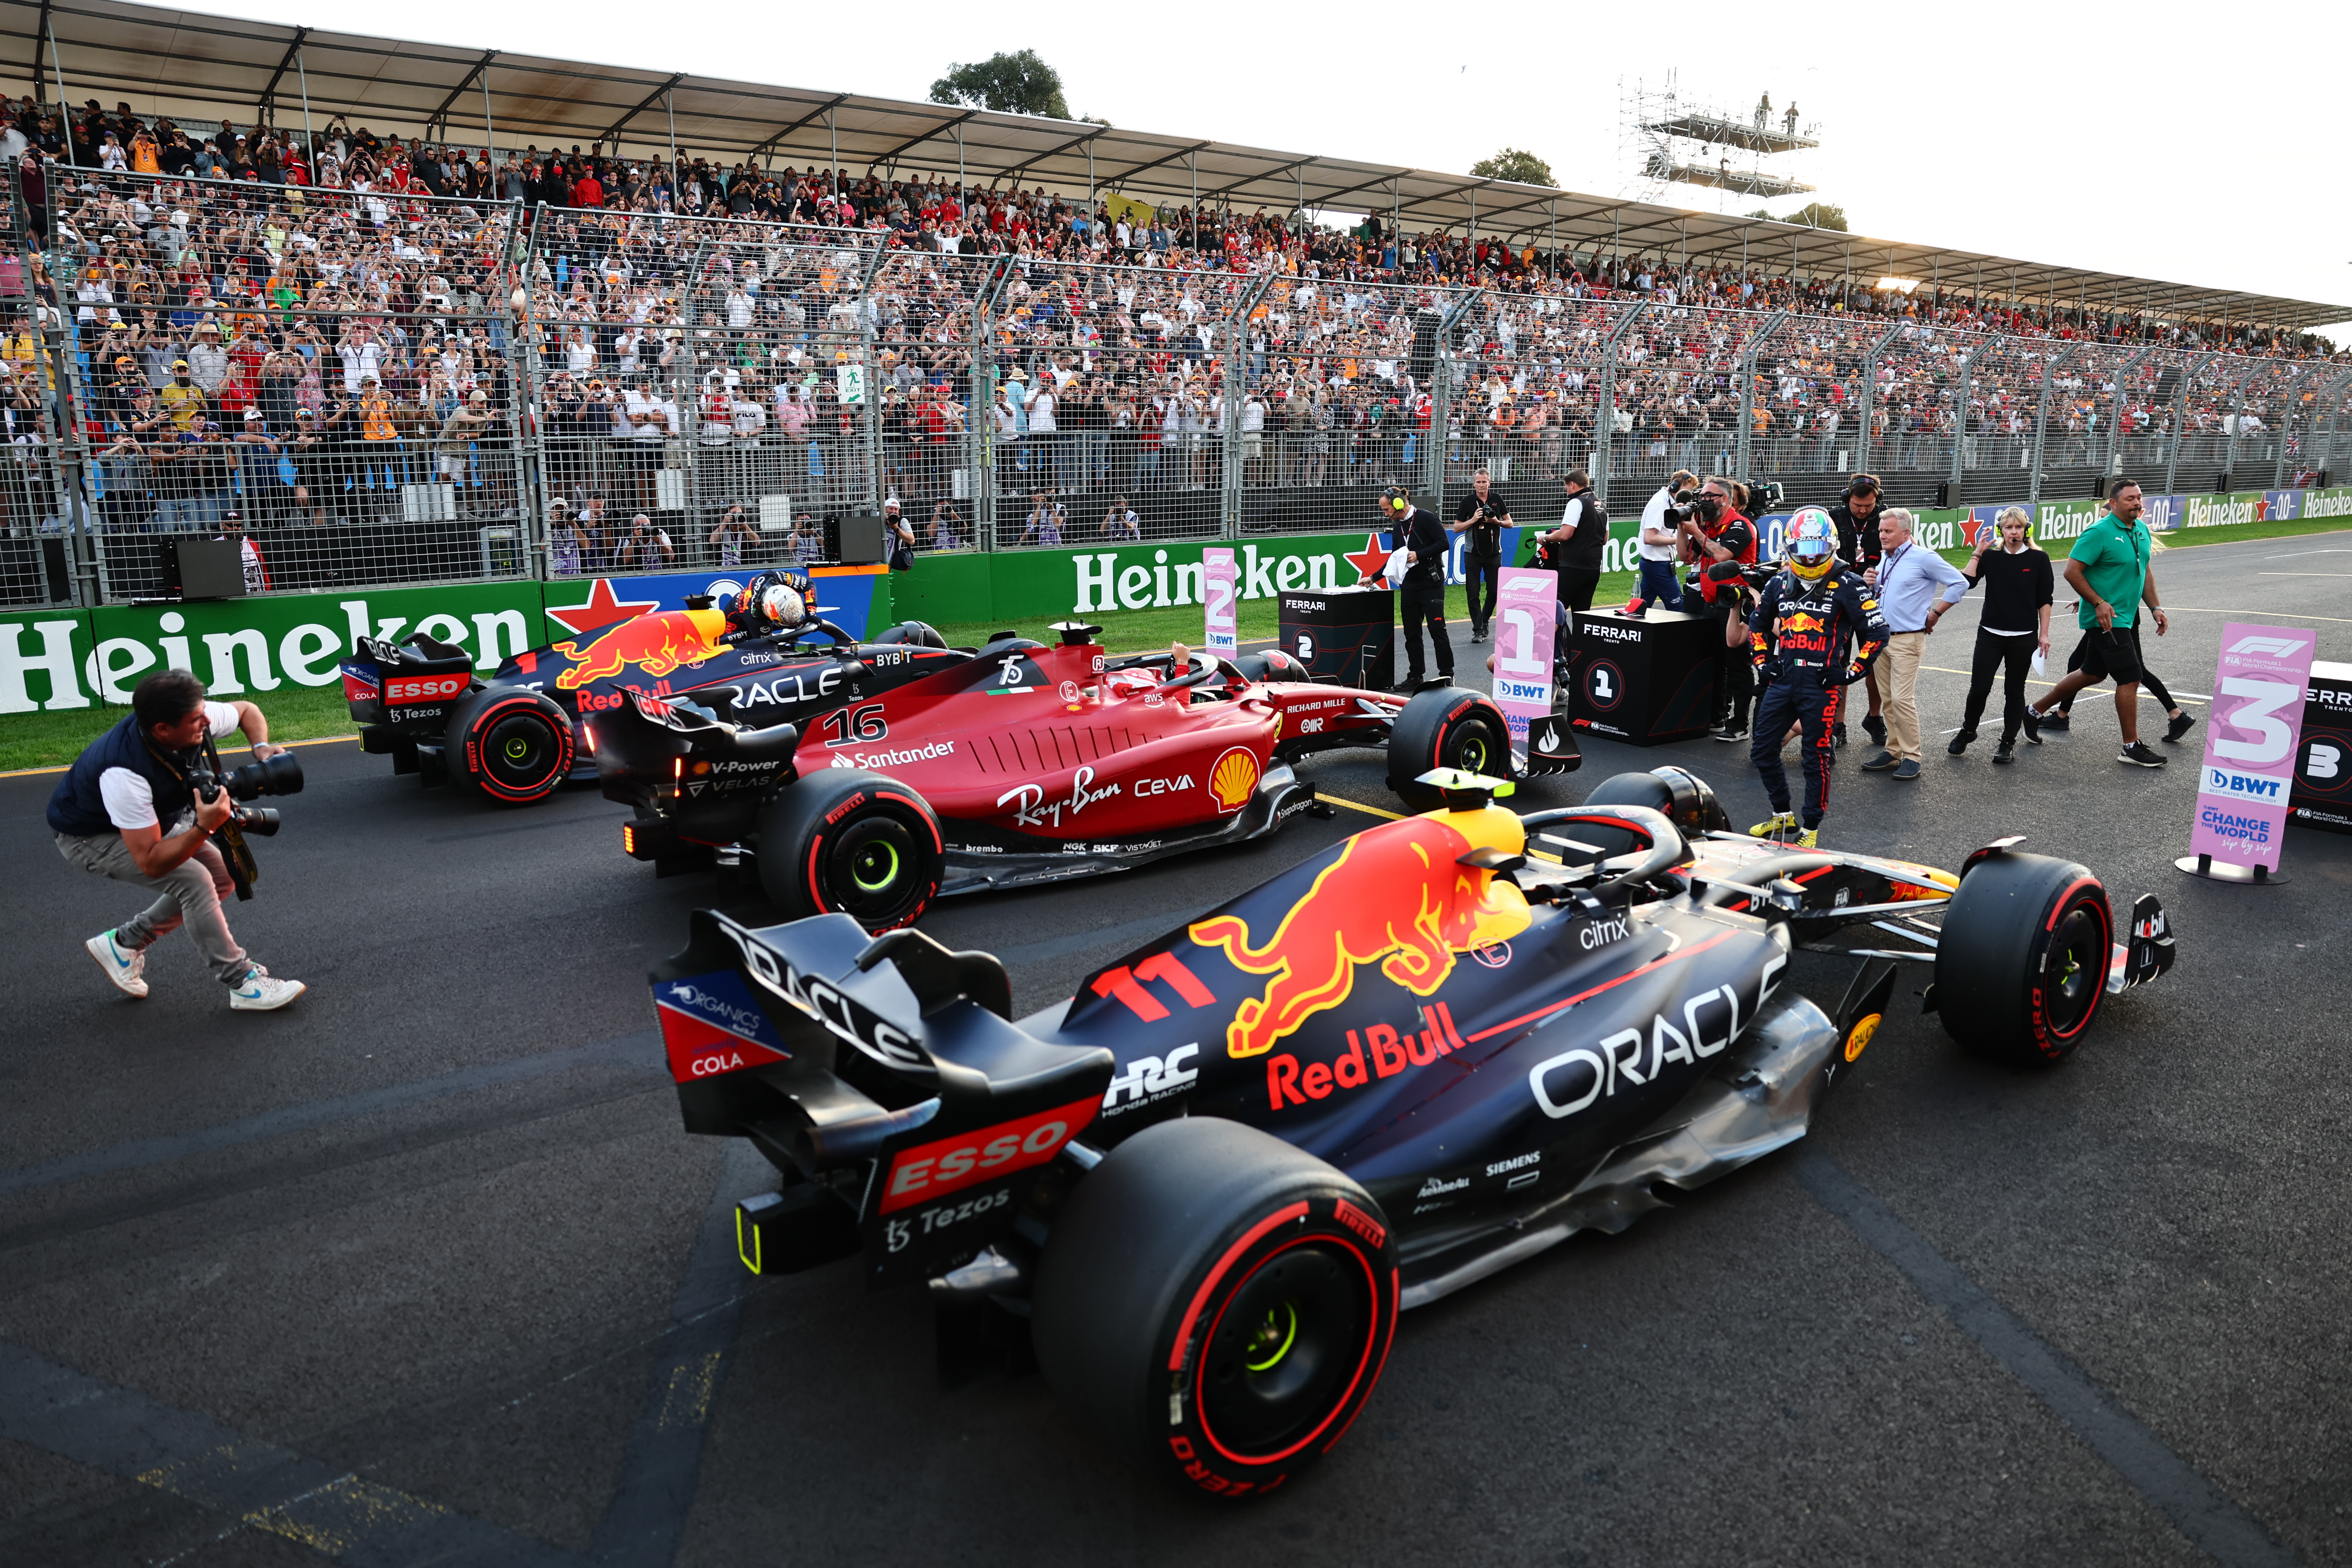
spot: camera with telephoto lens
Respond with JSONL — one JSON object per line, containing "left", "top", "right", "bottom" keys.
{"left": 1661, "top": 486, "right": 1700, "bottom": 526}
{"left": 189, "top": 751, "right": 304, "bottom": 838}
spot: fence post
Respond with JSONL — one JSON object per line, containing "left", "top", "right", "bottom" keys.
{"left": 1951, "top": 337, "right": 1990, "bottom": 503}
{"left": 1221, "top": 272, "right": 1274, "bottom": 540}
{"left": 2163, "top": 354, "right": 2205, "bottom": 495}
{"left": 512, "top": 199, "right": 548, "bottom": 577}
{"left": 2321, "top": 372, "right": 2352, "bottom": 480}
{"left": 2027, "top": 344, "right": 2079, "bottom": 508}
{"left": 1595, "top": 299, "right": 1646, "bottom": 510}
{"left": 1735, "top": 309, "right": 1786, "bottom": 490}
{"left": 2277, "top": 367, "right": 2319, "bottom": 488}
{"left": 2220, "top": 361, "right": 2256, "bottom": 486}
{"left": 1858, "top": 321, "right": 1901, "bottom": 475}
{"left": 970, "top": 254, "right": 1013, "bottom": 552}
{"left": 2104, "top": 346, "right": 2153, "bottom": 480}
{"left": 7, "top": 160, "right": 78, "bottom": 605}
{"left": 858, "top": 241, "right": 889, "bottom": 516}
{"left": 1430, "top": 287, "right": 1485, "bottom": 503}
{"left": 33, "top": 211, "right": 98, "bottom": 603}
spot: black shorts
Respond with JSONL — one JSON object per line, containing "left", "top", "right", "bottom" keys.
{"left": 2074, "top": 624, "right": 2142, "bottom": 685}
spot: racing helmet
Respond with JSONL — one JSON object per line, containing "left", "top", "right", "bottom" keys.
{"left": 1784, "top": 507, "right": 1838, "bottom": 581}
{"left": 734, "top": 568, "right": 813, "bottom": 633}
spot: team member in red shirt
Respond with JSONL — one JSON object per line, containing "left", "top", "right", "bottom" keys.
{"left": 1680, "top": 476, "right": 1758, "bottom": 741}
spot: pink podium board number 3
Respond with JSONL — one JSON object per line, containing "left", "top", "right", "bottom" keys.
{"left": 2191, "top": 623, "right": 2318, "bottom": 874}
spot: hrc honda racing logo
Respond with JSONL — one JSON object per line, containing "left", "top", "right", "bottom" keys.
{"left": 1101, "top": 1044, "right": 1200, "bottom": 1116}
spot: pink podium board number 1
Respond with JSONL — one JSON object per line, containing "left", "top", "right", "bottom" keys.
{"left": 2187, "top": 622, "right": 2318, "bottom": 879}
{"left": 1203, "top": 548, "right": 1237, "bottom": 657}
{"left": 1491, "top": 569, "right": 1558, "bottom": 764}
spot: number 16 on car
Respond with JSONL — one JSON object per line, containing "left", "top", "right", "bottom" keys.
{"left": 2182, "top": 622, "right": 2317, "bottom": 883}
{"left": 1489, "top": 570, "right": 1557, "bottom": 761}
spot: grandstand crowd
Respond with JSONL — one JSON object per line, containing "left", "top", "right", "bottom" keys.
{"left": 9, "top": 94, "right": 2348, "bottom": 588}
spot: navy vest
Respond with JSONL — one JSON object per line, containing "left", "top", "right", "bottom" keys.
{"left": 48, "top": 714, "right": 198, "bottom": 837}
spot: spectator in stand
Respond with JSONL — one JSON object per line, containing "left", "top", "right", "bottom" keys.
{"left": 613, "top": 512, "right": 674, "bottom": 570}
{"left": 1101, "top": 496, "right": 1141, "bottom": 540}
{"left": 1946, "top": 506, "right": 2051, "bottom": 764}
{"left": 1020, "top": 490, "right": 1065, "bottom": 547}
{"left": 710, "top": 502, "right": 760, "bottom": 568}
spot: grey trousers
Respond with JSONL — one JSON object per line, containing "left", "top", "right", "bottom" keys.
{"left": 56, "top": 829, "right": 252, "bottom": 985}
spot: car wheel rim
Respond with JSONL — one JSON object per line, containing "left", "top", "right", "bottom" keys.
{"left": 482, "top": 712, "right": 561, "bottom": 792}
{"left": 2043, "top": 904, "right": 2104, "bottom": 1036}
{"left": 827, "top": 815, "right": 927, "bottom": 925}
{"left": 1457, "top": 730, "right": 1491, "bottom": 773}
{"left": 1198, "top": 1242, "right": 1368, "bottom": 1459}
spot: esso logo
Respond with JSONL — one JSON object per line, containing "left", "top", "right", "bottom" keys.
{"left": 385, "top": 673, "right": 468, "bottom": 703}
{"left": 878, "top": 1096, "right": 1098, "bottom": 1213}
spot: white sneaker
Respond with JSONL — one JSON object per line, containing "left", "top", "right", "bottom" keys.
{"left": 229, "top": 970, "right": 307, "bottom": 1011}
{"left": 85, "top": 929, "right": 148, "bottom": 998}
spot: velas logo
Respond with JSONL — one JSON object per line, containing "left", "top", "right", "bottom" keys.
{"left": 1188, "top": 815, "right": 1532, "bottom": 1059}
{"left": 1208, "top": 747, "right": 1260, "bottom": 813}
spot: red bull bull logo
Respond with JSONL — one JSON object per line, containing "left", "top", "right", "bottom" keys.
{"left": 1189, "top": 813, "right": 1531, "bottom": 1060}
{"left": 552, "top": 608, "right": 725, "bottom": 691}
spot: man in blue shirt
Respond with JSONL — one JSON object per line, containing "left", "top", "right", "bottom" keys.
{"left": 1860, "top": 507, "right": 1969, "bottom": 781}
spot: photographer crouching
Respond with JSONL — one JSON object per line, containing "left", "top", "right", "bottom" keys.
{"left": 49, "top": 670, "right": 308, "bottom": 1011}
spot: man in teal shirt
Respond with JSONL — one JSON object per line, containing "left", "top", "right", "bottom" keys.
{"left": 2028, "top": 480, "right": 2174, "bottom": 767}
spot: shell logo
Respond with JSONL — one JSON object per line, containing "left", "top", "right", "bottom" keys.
{"left": 1208, "top": 747, "right": 1260, "bottom": 815}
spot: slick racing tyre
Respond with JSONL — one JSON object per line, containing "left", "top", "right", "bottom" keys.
{"left": 1033, "top": 1118, "right": 1399, "bottom": 1499}
{"left": 451, "top": 689, "right": 574, "bottom": 806}
{"left": 1581, "top": 765, "right": 1730, "bottom": 838}
{"left": 1387, "top": 688, "right": 1510, "bottom": 811}
{"left": 755, "top": 769, "right": 943, "bottom": 933}
{"left": 1935, "top": 851, "right": 2112, "bottom": 1066}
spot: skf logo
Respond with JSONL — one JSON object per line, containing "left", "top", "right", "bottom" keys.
{"left": 2229, "top": 634, "right": 2306, "bottom": 658}
{"left": 879, "top": 1096, "right": 1098, "bottom": 1212}
{"left": 384, "top": 673, "right": 468, "bottom": 703}
{"left": 1102, "top": 1044, "right": 1200, "bottom": 1113}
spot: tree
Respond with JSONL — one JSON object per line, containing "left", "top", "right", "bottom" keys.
{"left": 1747, "top": 203, "right": 1848, "bottom": 230}
{"left": 1470, "top": 147, "right": 1554, "bottom": 187}
{"left": 929, "top": 51, "right": 1075, "bottom": 120}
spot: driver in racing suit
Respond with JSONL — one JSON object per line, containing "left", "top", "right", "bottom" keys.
{"left": 1746, "top": 508, "right": 1889, "bottom": 848}
{"left": 724, "top": 568, "right": 813, "bottom": 642}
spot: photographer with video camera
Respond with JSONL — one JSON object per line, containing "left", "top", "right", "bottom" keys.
{"left": 1633, "top": 468, "right": 1701, "bottom": 612}
{"left": 49, "top": 670, "right": 307, "bottom": 1010}
{"left": 1677, "top": 476, "right": 1759, "bottom": 742}
{"left": 1451, "top": 468, "right": 1512, "bottom": 643}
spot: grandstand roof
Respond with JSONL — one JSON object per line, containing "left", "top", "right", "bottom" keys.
{"left": 15, "top": 0, "right": 2350, "bottom": 332}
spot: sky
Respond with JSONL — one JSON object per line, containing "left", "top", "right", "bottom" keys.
{"left": 158, "top": 0, "right": 2352, "bottom": 341}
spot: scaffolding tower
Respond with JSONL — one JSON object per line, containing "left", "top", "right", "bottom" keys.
{"left": 1620, "top": 72, "right": 1823, "bottom": 208}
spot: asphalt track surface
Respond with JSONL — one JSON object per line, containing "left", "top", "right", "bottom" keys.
{"left": 4, "top": 530, "right": 2349, "bottom": 1567}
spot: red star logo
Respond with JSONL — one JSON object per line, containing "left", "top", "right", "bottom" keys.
{"left": 2254, "top": 499, "right": 2270, "bottom": 521}
{"left": 1345, "top": 532, "right": 1393, "bottom": 581}
{"left": 545, "top": 578, "right": 662, "bottom": 637}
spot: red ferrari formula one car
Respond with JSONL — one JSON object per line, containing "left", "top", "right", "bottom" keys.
{"left": 595, "top": 619, "right": 1582, "bottom": 930}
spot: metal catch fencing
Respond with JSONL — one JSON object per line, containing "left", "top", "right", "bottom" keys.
{"left": 16, "top": 165, "right": 2352, "bottom": 607}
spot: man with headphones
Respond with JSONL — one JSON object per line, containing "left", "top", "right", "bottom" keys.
{"left": 1372, "top": 488, "right": 1454, "bottom": 689}
{"left": 1827, "top": 474, "right": 1888, "bottom": 748}
{"left": 1678, "top": 475, "right": 1758, "bottom": 741}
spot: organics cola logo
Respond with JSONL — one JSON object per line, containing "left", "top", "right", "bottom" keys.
{"left": 658, "top": 980, "right": 771, "bottom": 1042}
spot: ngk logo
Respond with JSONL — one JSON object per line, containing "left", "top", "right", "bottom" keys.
{"left": 385, "top": 673, "right": 468, "bottom": 703}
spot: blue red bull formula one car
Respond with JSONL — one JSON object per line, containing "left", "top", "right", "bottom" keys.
{"left": 649, "top": 764, "right": 2177, "bottom": 1495}
{"left": 337, "top": 572, "right": 953, "bottom": 807}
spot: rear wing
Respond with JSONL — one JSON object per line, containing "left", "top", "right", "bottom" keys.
{"left": 341, "top": 633, "right": 476, "bottom": 726}
{"left": 651, "top": 910, "right": 1112, "bottom": 1287}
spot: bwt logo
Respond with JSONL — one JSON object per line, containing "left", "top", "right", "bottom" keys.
{"left": 2228, "top": 634, "right": 2307, "bottom": 658}
{"left": 2202, "top": 767, "right": 2289, "bottom": 806}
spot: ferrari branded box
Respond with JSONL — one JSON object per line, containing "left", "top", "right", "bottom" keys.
{"left": 2289, "top": 659, "right": 2352, "bottom": 834}
{"left": 1279, "top": 589, "right": 1396, "bottom": 691}
{"left": 1568, "top": 608, "right": 1717, "bottom": 745}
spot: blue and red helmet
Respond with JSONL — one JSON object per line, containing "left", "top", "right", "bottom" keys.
{"left": 1784, "top": 507, "right": 1838, "bottom": 580}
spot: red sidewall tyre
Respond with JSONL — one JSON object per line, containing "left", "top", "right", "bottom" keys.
{"left": 755, "top": 770, "right": 944, "bottom": 932}
{"left": 1387, "top": 688, "right": 1510, "bottom": 811}
{"left": 1935, "top": 851, "right": 2113, "bottom": 1065}
{"left": 455, "top": 691, "right": 574, "bottom": 806}
{"left": 1033, "top": 1119, "right": 1400, "bottom": 1499}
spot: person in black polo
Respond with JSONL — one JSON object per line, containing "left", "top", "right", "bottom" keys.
{"left": 1827, "top": 472, "right": 1887, "bottom": 748}
{"left": 1366, "top": 488, "right": 1453, "bottom": 689}
{"left": 1680, "top": 476, "right": 1759, "bottom": 741}
{"left": 1451, "top": 468, "right": 1511, "bottom": 643}
{"left": 49, "top": 669, "right": 307, "bottom": 1011}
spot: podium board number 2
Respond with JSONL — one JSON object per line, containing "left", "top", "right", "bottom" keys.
{"left": 1295, "top": 632, "right": 1314, "bottom": 661}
